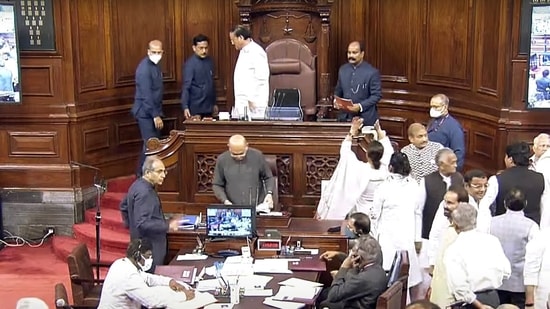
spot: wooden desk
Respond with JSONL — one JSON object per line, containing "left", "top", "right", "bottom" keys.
{"left": 167, "top": 218, "right": 347, "bottom": 263}
{"left": 165, "top": 249, "right": 320, "bottom": 308}
{"left": 147, "top": 120, "right": 364, "bottom": 216}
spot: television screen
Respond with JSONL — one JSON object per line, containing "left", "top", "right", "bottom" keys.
{"left": 0, "top": 2, "right": 20, "bottom": 103}
{"left": 527, "top": 4, "right": 550, "bottom": 108}
{"left": 206, "top": 205, "right": 255, "bottom": 238}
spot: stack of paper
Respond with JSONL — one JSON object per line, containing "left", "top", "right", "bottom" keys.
{"left": 176, "top": 253, "right": 208, "bottom": 261}
{"left": 253, "top": 259, "right": 293, "bottom": 274}
{"left": 272, "top": 285, "right": 322, "bottom": 302}
{"left": 263, "top": 297, "right": 305, "bottom": 309}
{"left": 147, "top": 286, "right": 217, "bottom": 309}
{"left": 221, "top": 256, "right": 254, "bottom": 276}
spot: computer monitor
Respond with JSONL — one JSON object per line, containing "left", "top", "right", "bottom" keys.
{"left": 206, "top": 205, "right": 256, "bottom": 238}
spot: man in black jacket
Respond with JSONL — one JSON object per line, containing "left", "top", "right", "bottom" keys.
{"left": 318, "top": 235, "right": 388, "bottom": 309}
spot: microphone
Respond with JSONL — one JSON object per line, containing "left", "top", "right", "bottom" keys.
{"left": 69, "top": 161, "right": 101, "bottom": 171}
{"left": 255, "top": 185, "right": 260, "bottom": 207}
{"left": 55, "top": 299, "right": 71, "bottom": 309}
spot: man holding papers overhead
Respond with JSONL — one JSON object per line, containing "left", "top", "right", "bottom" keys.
{"left": 333, "top": 41, "right": 382, "bottom": 126}
{"left": 317, "top": 236, "right": 388, "bottom": 309}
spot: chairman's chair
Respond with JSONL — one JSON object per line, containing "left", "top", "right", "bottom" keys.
{"left": 67, "top": 243, "right": 110, "bottom": 307}
{"left": 54, "top": 282, "right": 97, "bottom": 309}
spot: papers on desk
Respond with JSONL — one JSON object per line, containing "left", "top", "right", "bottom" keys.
{"left": 263, "top": 297, "right": 305, "bottom": 309}
{"left": 196, "top": 278, "right": 222, "bottom": 291}
{"left": 273, "top": 285, "right": 322, "bottom": 302}
{"left": 221, "top": 258, "right": 254, "bottom": 276}
{"left": 239, "top": 274, "right": 273, "bottom": 290}
{"left": 204, "top": 304, "right": 234, "bottom": 309}
{"left": 258, "top": 211, "right": 284, "bottom": 216}
{"left": 176, "top": 253, "right": 208, "bottom": 261}
{"left": 147, "top": 286, "right": 217, "bottom": 309}
{"left": 278, "top": 278, "right": 323, "bottom": 288}
{"left": 253, "top": 259, "right": 295, "bottom": 274}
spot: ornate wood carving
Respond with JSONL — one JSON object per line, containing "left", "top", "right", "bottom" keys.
{"left": 275, "top": 155, "right": 292, "bottom": 195}
{"left": 195, "top": 153, "right": 218, "bottom": 193}
{"left": 304, "top": 155, "right": 339, "bottom": 195}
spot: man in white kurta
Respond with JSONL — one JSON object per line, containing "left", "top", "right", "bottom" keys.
{"left": 229, "top": 25, "right": 270, "bottom": 119}
{"left": 530, "top": 133, "right": 550, "bottom": 230}
{"left": 524, "top": 228, "right": 550, "bottom": 309}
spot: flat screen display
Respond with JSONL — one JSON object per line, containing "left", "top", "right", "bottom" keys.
{"left": 0, "top": 2, "right": 21, "bottom": 103}
{"left": 206, "top": 205, "right": 255, "bottom": 238}
{"left": 527, "top": 5, "right": 550, "bottom": 108}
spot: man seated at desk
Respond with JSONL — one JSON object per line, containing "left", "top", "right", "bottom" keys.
{"left": 317, "top": 235, "right": 388, "bottom": 309}
{"left": 212, "top": 134, "right": 275, "bottom": 208}
{"left": 98, "top": 239, "right": 195, "bottom": 309}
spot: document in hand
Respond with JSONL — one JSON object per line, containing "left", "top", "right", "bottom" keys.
{"left": 334, "top": 96, "right": 355, "bottom": 111}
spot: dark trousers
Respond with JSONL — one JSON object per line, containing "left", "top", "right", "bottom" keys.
{"left": 497, "top": 290, "right": 525, "bottom": 309}
{"left": 317, "top": 287, "right": 345, "bottom": 309}
{"left": 460, "top": 290, "right": 500, "bottom": 309}
{"left": 136, "top": 117, "right": 161, "bottom": 177}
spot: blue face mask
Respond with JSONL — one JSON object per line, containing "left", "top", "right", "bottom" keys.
{"left": 344, "top": 226, "right": 358, "bottom": 239}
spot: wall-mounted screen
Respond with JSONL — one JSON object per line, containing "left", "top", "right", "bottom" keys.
{"left": 0, "top": 2, "right": 20, "bottom": 103}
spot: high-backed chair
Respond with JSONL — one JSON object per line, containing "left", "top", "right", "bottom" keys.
{"left": 266, "top": 39, "right": 317, "bottom": 117}
{"left": 54, "top": 282, "right": 97, "bottom": 309}
{"left": 397, "top": 250, "right": 410, "bottom": 309}
{"left": 376, "top": 281, "right": 404, "bottom": 309}
{"left": 264, "top": 155, "right": 280, "bottom": 210}
{"left": 67, "top": 243, "right": 109, "bottom": 307}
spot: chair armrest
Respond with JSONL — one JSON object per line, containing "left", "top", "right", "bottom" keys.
{"left": 70, "top": 276, "right": 105, "bottom": 285}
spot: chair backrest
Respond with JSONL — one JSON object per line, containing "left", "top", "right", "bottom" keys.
{"left": 270, "top": 88, "right": 301, "bottom": 108}
{"left": 376, "top": 281, "right": 404, "bottom": 309}
{"left": 387, "top": 251, "right": 402, "bottom": 287}
{"left": 54, "top": 283, "right": 69, "bottom": 309}
{"left": 264, "top": 155, "right": 280, "bottom": 211}
{"left": 397, "top": 250, "right": 410, "bottom": 309}
{"left": 67, "top": 243, "right": 95, "bottom": 305}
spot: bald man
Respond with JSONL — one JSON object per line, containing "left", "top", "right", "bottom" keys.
{"left": 212, "top": 135, "right": 275, "bottom": 208}
{"left": 132, "top": 40, "right": 165, "bottom": 177}
{"left": 427, "top": 94, "right": 465, "bottom": 171}
{"left": 333, "top": 41, "right": 382, "bottom": 126}
{"left": 401, "top": 123, "right": 444, "bottom": 183}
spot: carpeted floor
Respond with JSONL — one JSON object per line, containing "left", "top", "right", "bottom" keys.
{"left": 0, "top": 241, "right": 72, "bottom": 309}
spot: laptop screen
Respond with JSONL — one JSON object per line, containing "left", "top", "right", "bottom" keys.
{"left": 206, "top": 205, "right": 255, "bottom": 238}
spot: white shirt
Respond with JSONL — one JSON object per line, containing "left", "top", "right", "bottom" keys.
{"left": 531, "top": 150, "right": 550, "bottom": 230}
{"left": 524, "top": 229, "right": 550, "bottom": 309}
{"left": 416, "top": 173, "right": 451, "bottom": 241}
{"left": 233, "top": 40, "right": 270, "bottom": 116}
{"left": 444, "top": 230, "right": 511, "bottom": 304}
{"left": 98, "top": 258, "right": 175, "bottom": 309}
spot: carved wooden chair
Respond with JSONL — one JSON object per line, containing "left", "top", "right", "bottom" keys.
{"left": 376, "top": 280, "right": 404, "bottom": 309}
{"left": 54, "top": 282, "right": 97, "bottom": 309}
{"left": 67, "top": 243, "right": 110, "bottom": 307}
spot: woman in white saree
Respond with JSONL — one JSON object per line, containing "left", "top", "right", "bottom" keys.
{"left": 315, "top": 118, "right": 394, "bottom": 221}
{"left": 371, "top": 152, "right": 423, "bottom": 291}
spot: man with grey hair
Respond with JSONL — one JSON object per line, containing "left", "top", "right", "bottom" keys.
{"left": 530, "top": 133, "right": 550, "bottom": 229}
{"left": 120, "top": 155, "right": 179, "bottom": 272}
{"left": 318, "top": 235, "right": 388, "bottom": 309}
{"left": 531, "top": 133, "right": 550, "bottom": 169}
{"left": 415, "top": 148, "right": 464, "bottom": 300}
{"left": 444, "top": 203, "right": 511, "bottom": 309}
{"left": 427, "top": 94, "right": 466, "bottom": 170}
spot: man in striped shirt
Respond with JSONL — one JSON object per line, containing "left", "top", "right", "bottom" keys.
{"left": 401, "top": 123, "right": 443, "bottom": 183}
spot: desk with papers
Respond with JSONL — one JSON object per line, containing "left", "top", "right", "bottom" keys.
{"left": 156, "top": 249, "right": 325, "bottom": 308}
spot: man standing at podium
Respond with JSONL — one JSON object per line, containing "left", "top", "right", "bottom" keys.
{"left": 229, "top": 25, "right": 270, "bottom": 118}
{"left": 212, "top": 134, "right": 275, "bottom": 208}
{"left": 334, "top": 41, "right": 382, "bottom": 126}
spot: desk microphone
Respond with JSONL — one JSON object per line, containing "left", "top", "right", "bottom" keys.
{"left": 55, "top": 299, "right": 72, "bottom": 309}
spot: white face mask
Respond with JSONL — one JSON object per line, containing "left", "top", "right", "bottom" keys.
{"left": 148, "top": 54, "right": 162, "bottom": 64}
{"left": 430, "top": 107, "right": 443, "bottom": 118}
{"left": 139, "top": 254, "right": 154, "bottom": 271}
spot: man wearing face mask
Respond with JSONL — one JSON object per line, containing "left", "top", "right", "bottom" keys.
{"left": 131, "top": 39, "right": 165, "bottom": 177}
{"left": 98, "top": 239, "right": 194, "bottom": 309}
{"left": 212, "top": 134, "right": 275, "bottom": 208}
{"left": 333, "top": 41, "right": 382, "bottom": 126}
{"left": 317, "top": 235, "right": 388, "bottom": 309}
{"left": 181, "top": 34, "right": 217, "bottom": 120}
{"left": 427, "top": 94, "right": 466, "bottom": 171}
{"left": 529, "top": 133, "right": 550, "bottom": 229}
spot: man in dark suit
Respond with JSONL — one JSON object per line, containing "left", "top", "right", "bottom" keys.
{"left": 317, "top": 235, "right": 388, "bottom": 309}
{"left": 131, "top": 40, "right": 165, "bottom": 177}
{"left": 480, "top": 142, "right": 545, "bottom": 225}
{"left": 333, "top": 41, "right": 382, "bottom": 126}
{"left": 120, "top": 155, "right": 179, "bottom": 272}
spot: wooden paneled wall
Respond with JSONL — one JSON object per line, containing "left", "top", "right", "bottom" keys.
{"left": 0, "top": 0, "right": 543, "bottom": 192}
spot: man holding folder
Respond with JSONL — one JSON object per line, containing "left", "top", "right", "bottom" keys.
{"left": 334, "top": 41, "right": 382, "bottom": 126}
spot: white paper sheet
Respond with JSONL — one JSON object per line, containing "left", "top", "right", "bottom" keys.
{"left": 263, "top": 297, "right": 305, "bottom": 309}
{"left": 253, "top": 259, "right": 293, "bottom": 274}
{"left": 272, "top": 286, "right": 321, "bottom": 301}
{"left": 147, "top": 286, "right": 217, "bottom": 309}
{"left": 278, "top": 278, "right": 323, "bottom": 288}
{"left": 176, "top": 254, "right": 208, "bottom": 261}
